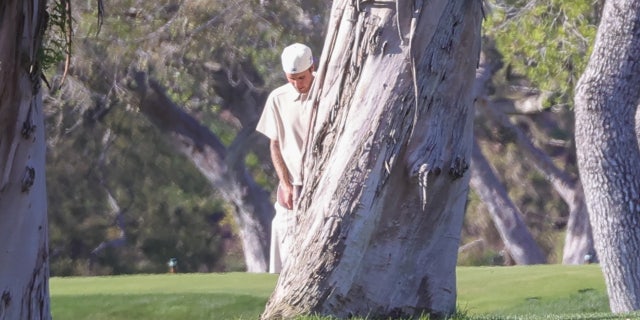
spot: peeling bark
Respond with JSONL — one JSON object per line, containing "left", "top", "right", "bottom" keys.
{"left": 262, "top": 1, "right": 482, "bottom": 318}
{"left": 0, "top": 0, "right": 51, "bottom": 318}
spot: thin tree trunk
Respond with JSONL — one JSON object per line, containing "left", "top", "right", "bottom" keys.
{"left": 575, "top": 0, "right": 640, "bottom": 313}
{"left": 132, "top": 72, "right": 273, "bottom": 272}
{"left": 479, "top": 100, "right": 595, "bottom": 264}
{"left": 473, "top": 49, "right": 594, "bottom": 265}
{"left": 471, "top": 51, "right": 546, "bottom": 265}
{"left": 561, "top": 183, "right": 596, "bottom": 264}
{"left": 262, "top": 1, "right": 482, "bottom": 318}
{"left": 0, "top": 0, "right": 51, "bottom": 318}
{"left": 470, "top": 139, "right": 546, "bottom": 264}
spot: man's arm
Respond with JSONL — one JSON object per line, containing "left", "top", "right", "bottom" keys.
{"left": 270, "top": 139, "right": 294, "bottom": 209}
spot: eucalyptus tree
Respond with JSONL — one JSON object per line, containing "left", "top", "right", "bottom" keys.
{"left": 476, "top": 0, "right": 600, "bottom": 264}
{"left": 468, "top": 51, "right": 547, "bottom": 265}
{"left": 262, "top": 0, "right": 482, "bottom": 318}
{"left": 45, "top": 0, "right": 330, "bottom": 272}
{"left": 45, "top": 88, "right": 230, "bottom": 275}
{"left": 45, "top": 0, "right": 602, "bottom": 277}
{"left": 574, "top": 0, "right": 640, "bottom": 313}
{"left": 0, "top": 0, "right": 51, "bottom": 318}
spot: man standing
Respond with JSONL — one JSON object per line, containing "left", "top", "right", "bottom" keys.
{"left": 256, "top": 43, "right": 315, "bottom": 273}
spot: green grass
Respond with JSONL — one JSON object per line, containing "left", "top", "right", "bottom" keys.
{"left": 51, "top": 273, "right": 273, "bottom": 319}
{"left": 50, "top": 265, "right": 640, "bottom": 319}
{"left": 456, "top": 265, "right": 607, "bottom": 314}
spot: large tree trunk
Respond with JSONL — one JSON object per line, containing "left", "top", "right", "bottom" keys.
{"left": 0, "top": 0, "right": 51, "bottom": 318}
{"left": 470, "top": 139, "right": 546, "bottom": 265}
{"left": 574, "top": 0, "right": 640, "bottom": 313}
{"left": 132, "top": 73, "right": 273, "bottom": 272}
{"left": 262, "top": 1, "right": 482, "bottom": 318}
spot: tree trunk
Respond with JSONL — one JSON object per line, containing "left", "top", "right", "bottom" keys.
{"left": 474, "top": 44, "right": 595, "bottom": 265}
{"left": 471, "top": 52, "right": 546, "bottom": 265}
{"left": 262, "top": 1, "right": 482, "bottom": 318}
{"left": 477, "top": 99, "right": 596, "bottom": 265}
{"left": 0, "top": 0, "right": 51, "bottom": 318}
{"left": 132, "top": 73, "right": 273, "bottom": 272}
{"left": 574, "top": 0, "right": 640, "bottom": 313}
{"left": 470, "top": 139, "right": 546, "bottom": 265}
{"left": 561, "top": 184, "right": 596, "bottom": 265}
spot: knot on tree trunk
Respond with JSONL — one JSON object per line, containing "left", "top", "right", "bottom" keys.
{"left": 448, "top": 155, "right": 468, "bottom": 179}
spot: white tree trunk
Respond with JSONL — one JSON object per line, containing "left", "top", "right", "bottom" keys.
{"left": 262, "top": 0, "right": 482, "bottom": 318}
{"left": 574, "top": 0, "right": 640, "bottom": 313}
{"left": 474, "top": 48, "right": 595, "bottom": 265}
{"left": 561, "top": 185, "right": 595, "bottom": 265}
{"left": 470, "top": 139, "right": 546, "bottom": 265}
{"left": 0, "top": 0, "right": 51, "bottom": 318}
{"left": 471, "top": 54, "right": 546, "bottom": 265}
{"left": 479, "top": 99, "right": 595, "bottom": 265}
{"left": 132, "top": 73, "right": 272, "bottom": 272}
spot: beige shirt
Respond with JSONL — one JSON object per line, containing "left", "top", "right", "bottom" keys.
{"left": 256, "top": 83, "right": 312, "bottom": 185}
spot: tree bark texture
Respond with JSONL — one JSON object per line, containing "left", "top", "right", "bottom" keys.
{"left": 262, "top": 0, "right": 482, "bottom": 318}
{"left": 0, "top": 0, "right": 52, "bottom": 318}
{"left": 470, "top": 139, "right": 546, "bottom": 265}
{"left": 574, "top": 0, "right": 640, "bottom": 313}
{"left": 132, "top": 73, "right": 273, "bottom": 272}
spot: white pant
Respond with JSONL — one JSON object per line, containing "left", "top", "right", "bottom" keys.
{"left": 269, "top": 202, "right": 296, "bottom": 273}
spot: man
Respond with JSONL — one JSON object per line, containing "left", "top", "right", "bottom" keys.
{"left": 256, "top": 43, "right": 315, "bottom": 273}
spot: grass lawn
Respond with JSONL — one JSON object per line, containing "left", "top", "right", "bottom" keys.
{"left": 50, "top": 265, "right": 640, "bottom": 319}
{"left": 51, "top": 272, "right": 273, "bottom": 319}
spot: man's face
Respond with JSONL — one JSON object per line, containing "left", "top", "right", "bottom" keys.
{"left": 286, "top": 67, "right": 314, "bottom": 94}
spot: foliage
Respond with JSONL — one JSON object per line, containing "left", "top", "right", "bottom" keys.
{"left": 45, "top": 91, "right": 232, "bottom": 275}
{"left": 41, "top": 0, "right": 72, "bottom": 73}
{"left": 462, "top": 137, "right": 571, "bottom": 264}
{"left": 42, "top": 0, "right": 601, "bottom": 276}
{"left": 484, "top": 0, "right": 600, "bottom": 108}
{"left": 461, "top": 1, "right": 600, "bottom": 263}
{"left": 44, "top": 0, "right": 329, "bottom": 275}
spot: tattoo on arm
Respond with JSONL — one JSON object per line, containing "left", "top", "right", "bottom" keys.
{"left": 270, "top": 140, "right": 291, "bottom": 188}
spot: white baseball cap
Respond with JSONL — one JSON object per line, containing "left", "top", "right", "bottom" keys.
{"left": 281, "top": 43, "right": 313, "bottom": 74}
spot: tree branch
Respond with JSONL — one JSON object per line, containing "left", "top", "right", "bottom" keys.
{"left": 478, "top": 100, "right": 578, "bottom": 204}
{"left": 470, "top": 138, "right": 546, "bottom": 264}
{"left": 131, "top": 71, "right": 273, "bottom": 272}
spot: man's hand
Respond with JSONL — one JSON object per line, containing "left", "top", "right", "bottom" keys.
{"left": 277, "top": 182, "right": 294, "bottom": 209}
{"left": 271, "top": 139, "right": 294, "bottom": 209}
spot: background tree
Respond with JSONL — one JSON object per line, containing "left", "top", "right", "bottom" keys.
{"left": 44, "top": 0, "right": 330, "bottom": 274}
{"left": 574, "top": 0, "right": 640, "bottom": 313}
{"left": 262, "top": 0, "right": 482, "bottom": 318}
{"left": 45, "top": 72, "right": 241, "bottom": 274}
{"left": 129, "top": 71, "right": 274, "bottom": 272}
{"left": 465, "top": 0, "right": 601, "bottom": 265}
{"left": 0, "top": 0, "right": 51, "bottom": 318}
{"left": 468, "top": 51, "right": 546, "bottom": 265}
{"left": 41, "top": 0, "right": 603, "bottom": 276}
